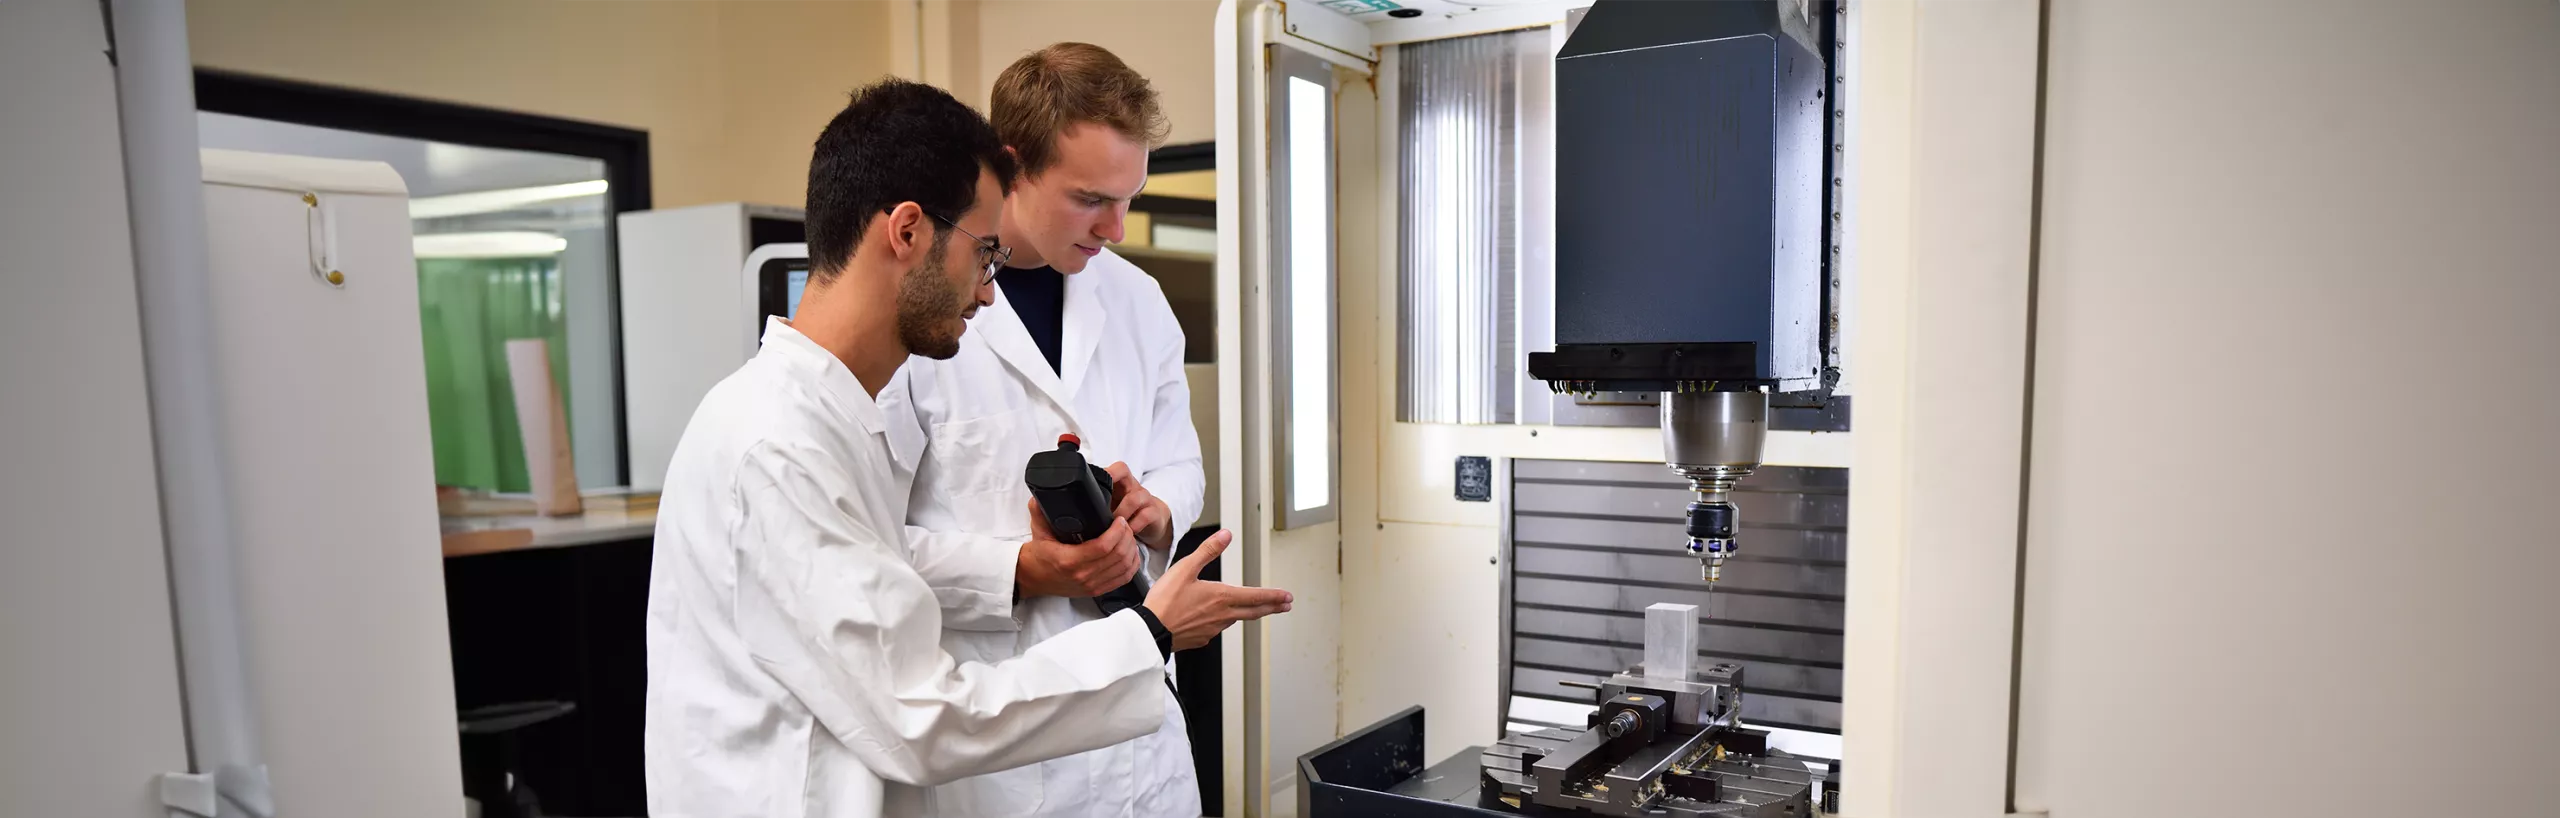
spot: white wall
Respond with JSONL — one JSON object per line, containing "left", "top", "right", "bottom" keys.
{"left": 2014, "top": 1, "right": 2560, "bottom": 816}
{"left": 190, "top": 0, "right": 896, "bottom": 208}
{"left": 1835, "top": 1, "right": 1920, "bottom": 811}
{"left": 977, "top": 0, "right": 1222, "bottom": 144}
{"left": 1847, "top": 0, "right": 2043, "bottom": 814}
{"left": 891, "top": 0, "right": 1224, "bottom": 146}
{"left": 0, "top": 1, "right": 196, "bottom": 815}
{"left": 1211, "top": 7, "right": 1254, "bottom": 813}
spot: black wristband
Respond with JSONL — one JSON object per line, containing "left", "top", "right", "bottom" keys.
{"left": 1129, "top": 606, "right": 1174, "bottom": 662}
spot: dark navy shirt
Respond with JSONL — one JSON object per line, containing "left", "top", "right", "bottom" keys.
{"left": 995, "top": 264, "right": 1066, "bottom": 375}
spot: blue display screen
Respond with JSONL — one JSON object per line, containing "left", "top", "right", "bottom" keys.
{"left": 785, "top": 267, "right": 809, "bottom": 318}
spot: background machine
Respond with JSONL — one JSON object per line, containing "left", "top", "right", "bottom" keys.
{"left": 1306, "top": 0, "right": 1842, "bottom": 814}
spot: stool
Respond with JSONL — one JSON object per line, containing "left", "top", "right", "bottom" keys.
{"left": 458, "top": 700, "right": 576, "bottom": 818}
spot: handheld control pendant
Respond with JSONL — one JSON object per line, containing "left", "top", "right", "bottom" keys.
{"left": 1024, "top": 434, "right": 1149, "bottom": 615}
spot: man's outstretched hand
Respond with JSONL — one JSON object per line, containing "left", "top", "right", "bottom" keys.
{"left": 1141, "top": 530, "right": 1293, "bottom": 651}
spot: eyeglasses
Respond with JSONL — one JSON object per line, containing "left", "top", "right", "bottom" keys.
{"left": 931, "top": 212, "right": 1011, "bottom": 286}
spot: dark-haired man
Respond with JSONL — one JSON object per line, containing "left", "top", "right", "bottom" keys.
{"left": 641, "top": 79, "right": 1292, "bottom": 818}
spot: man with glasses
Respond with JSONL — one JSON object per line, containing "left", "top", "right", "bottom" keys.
{"left": 878, "top": 43, "right": 1213, "bottom": 818}
{"left": 935, "top": 212, "right": 1011, "bottom": 283}
{"left": 642, "top": 79, "right": 1291, "bottom": 818}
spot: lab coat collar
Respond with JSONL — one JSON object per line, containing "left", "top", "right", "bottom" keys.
{"left": 1058, "top": 265, "right": 1108, "bottom": 402}
{"left": 759, "top": 317, "right": 885, "bottom": 433}
{"left": 978, "top": 280, "right": 1088, "bottom": 435}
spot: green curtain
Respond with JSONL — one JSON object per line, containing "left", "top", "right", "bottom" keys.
{"left": 417, "top": 256, "right": 574, "bottom": 493}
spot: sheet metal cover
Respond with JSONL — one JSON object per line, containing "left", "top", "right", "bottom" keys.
{"left": 1558, "top": 0, "right": 1816, "bottom": 61}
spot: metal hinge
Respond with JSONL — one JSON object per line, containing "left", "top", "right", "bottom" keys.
{"left": 160, "top": 772, "right": 217, "bottom": 817}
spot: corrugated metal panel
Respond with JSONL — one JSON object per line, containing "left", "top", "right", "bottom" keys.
{"left": 1396, "top": 29, "right": 1544, "bottom": 424}
{"left": 1504, "top": 459, "right": 1849, "bottom": 734}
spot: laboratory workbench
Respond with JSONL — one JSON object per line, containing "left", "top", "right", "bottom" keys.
{"left": 439, "top": 489, "right": 657, "bottom": 558}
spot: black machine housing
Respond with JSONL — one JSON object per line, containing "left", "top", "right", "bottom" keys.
{"left": 1525, "top": 0, "right": 1840, "bottom": 408}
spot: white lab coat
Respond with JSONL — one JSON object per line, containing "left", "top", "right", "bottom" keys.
{"left": 878, "top": 249, "right": 1206, "bottom": 818}
{"left": 643, "top": 318, "right": 1171, "bottom": 818}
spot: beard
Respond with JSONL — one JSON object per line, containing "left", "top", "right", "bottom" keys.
{"left": 894, "top": 239, "right": 969, "bottom": 360}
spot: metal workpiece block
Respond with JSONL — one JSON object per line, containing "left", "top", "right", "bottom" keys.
{"left": 1603, "top": 672, "right": 1714, "bottom": 732}
{"left": 1645, "top": 602, "right": 1700, "bottom": 683}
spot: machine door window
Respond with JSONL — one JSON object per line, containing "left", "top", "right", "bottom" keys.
{"left": 1271, "top": 45, "right": 1338, "bottom": 529}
